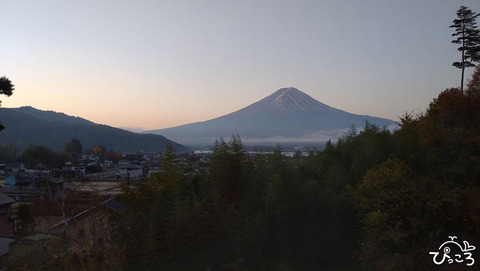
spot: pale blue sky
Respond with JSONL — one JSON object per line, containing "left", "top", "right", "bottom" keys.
{"left": 1, "top": 1, "right": 479, "bottom": 130}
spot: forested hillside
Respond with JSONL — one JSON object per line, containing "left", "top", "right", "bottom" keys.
{"left": 0, "top": 107, "right": 188, "bottom": 153}
{"left": 9, "top": 68, "right": 480, "bottom": 270}
{"left": 77, "top": 67, "right": 479, "bottom": 270}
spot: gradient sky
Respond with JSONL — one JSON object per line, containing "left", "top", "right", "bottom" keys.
{"left": 1, "top": 1, "right": 480, "bottom": 130}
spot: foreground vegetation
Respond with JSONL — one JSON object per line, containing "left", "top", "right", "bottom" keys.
{"left": 8, "top": 67, "right": 480, "bottom": 270}
{"left": 75, "top": 67, "right": 474, "bottom": 270}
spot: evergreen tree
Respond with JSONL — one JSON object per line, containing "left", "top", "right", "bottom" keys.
{"left": 0, "top": 76, "right": 13, "bottom": 102}
{"left": 351, "top": 158, "right": 424, "bottom": 270}
{"left": 64, "top": 139, "right": 83, "bottom": 161}
{"left": 0, "top": 76, "right": 14, "bottom": 131}
{"left": 450, "top": 6, "right": 480, "bottom": 92}
{"left": 209, "top": 135, "right": 249, "bottom": 205}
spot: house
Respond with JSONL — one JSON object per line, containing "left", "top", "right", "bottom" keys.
{"left": 0, "top": 191, "right": 15, "bottom": 270}
{"left": 103, "top": 197, "right": 123, "bottom": 212}
{"left": 4, "top": 172, "right": 39, "bottom": 189}
{"left": 0, "top": 237, "right": 15, "bottom": 270}
{"left": 117, "top": 160, "right": 130, "bottom": 165}
{"left": 81, "top": 154, "right": 99, "bottom": 162}
{"left": 3, "top": 172, "right": 44, "bottom": 202}
{"left": 140, "top": 161, "right": 160, "bottom": 177}
{"left": 142, "top": 153, "right": 155, "bottom": 161}
{"left": 102, "top": 160, "right": 114, "bottom": 169}
{"left": 0, "top": 187, "right": 45, "bottom": 202}
{"left": 53, "top": 197, "right": 123, "bottom": 253}
{"left": 3, "top": 162, "right": 25, "bottom": 173}
{"left": 117, "top": 164, "right": 143, "bottom": 179}
{"left": 62, "top": 163, "right": 86, "bottom": 176}
{"left": 2, "top": 172, "right": 64, "bottom": 202}
{"left": 0, "top": 192, "right": 15, "bottom": 237}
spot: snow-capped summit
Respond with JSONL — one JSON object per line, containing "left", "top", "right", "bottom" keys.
{"left": 240, "top": 87, "right": 333, "bottom": 114}
{"left": 147, "top": 87, "right": 396, "bottom": 145}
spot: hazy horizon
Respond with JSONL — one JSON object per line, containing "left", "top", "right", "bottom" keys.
{"left": 2, "top": 1, "right": 480, "bottom": 130}
{"left": 2, "top": 86, "right": 397, "bottom": 134}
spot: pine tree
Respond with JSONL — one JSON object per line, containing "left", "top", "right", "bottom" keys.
{"left": 0, "top": 76, "right": 13, "bottom": 100}
{"left": 0, "top": 76, "right": 14, "bottom": 131}
{"left": 450, "top": 6, "right": 480, "bottom": 92}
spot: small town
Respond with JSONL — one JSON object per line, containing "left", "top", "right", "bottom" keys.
{"left": 0, "top": 143, "right": 211, "bottom": 270}
{"left": 0, "top": 136, "right": 316, "bottom": 269}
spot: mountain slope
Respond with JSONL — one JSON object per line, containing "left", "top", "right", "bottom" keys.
{"left": 13, "top": 106, "right": 95, "bottom": 125}
{"left": 0, "top": 108, "right": 189, "bottom": 153}
{"left": 147, "top": 88, "right": 396, "bottom": 145}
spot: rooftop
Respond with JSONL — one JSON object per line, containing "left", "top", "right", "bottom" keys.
{"left": 0, "top": 191, "right": 15, "bottom": 205}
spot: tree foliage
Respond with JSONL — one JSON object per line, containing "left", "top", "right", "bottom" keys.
{"left": 0, "top": 143, "right": 17, "bottom": 162}
{"left": 8, "top": 69, "right": 480, "bottom": 270}
{"left": 351, "top": 158, "right": 427, "bottom": 269}
{"left": 450, "top": 6, "right": 480, "bottom": 91}
{"left": 64, "top": 139, "right": 82, "bottom": 161}
{"left": 0, "top": 76, "right": 14, "bottom": 131}
{"left": 106, "top": 66, "right": 480, "bottom": 269}
{"left": 19, "top": 145, "right": 73, "bottom": 168}
{"left": 0, "top": 76, "right": 14, "bottom": 99}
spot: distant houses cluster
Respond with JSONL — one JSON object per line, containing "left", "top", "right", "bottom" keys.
{"left": 0, "top": 150, "right": 212, "bottom": 198}
{"left": 0, "top": 151, "right": 210, "bottom": 202}
{"left": 0, "top": 149, "right": 212, "bottom": 268}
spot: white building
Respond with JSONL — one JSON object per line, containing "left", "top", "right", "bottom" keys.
{"left": 117, "top": 164, "right": 143, "bottom": 179}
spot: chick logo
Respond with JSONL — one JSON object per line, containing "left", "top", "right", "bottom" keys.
{"left": 429, "top": 236, "right": 476, "bottom": 266}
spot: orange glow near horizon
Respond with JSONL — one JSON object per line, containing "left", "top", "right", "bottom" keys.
{"left": 2, "top": 1, "right": 479, "bottom": 131}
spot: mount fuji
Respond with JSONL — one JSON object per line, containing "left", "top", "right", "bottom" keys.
{"left": 147, "top": 88, "right": 396, "bottom": 145}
